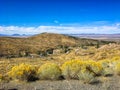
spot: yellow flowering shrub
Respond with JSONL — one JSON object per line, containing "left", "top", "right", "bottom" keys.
{"left": 84, "top": 60, "right": 103, "bottom": 75}
{"left": 61, "top": 60, "right": 84, "bottom": 79}
{"left": 37, "top": 63, "right": 61, "bottom": 80}
{"left": 111, "top": 56, "right": 120, "bottom": 68}
{"left": 8, "top": 63, "right": 37, "bottom": 81}
{"left": 78, "top": 61, "right": 102, "bottom": 83}
{"left": 115, "top": 62, "right": 120, "bottom": 75}
{"left": 61, "top": 60, "right": 102, "bottom": 83}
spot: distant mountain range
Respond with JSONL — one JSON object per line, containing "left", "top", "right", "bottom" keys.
{"left": 1, "top": 33, "right": 120, "bottom": 36}
{"left": 0, "top": 34, "right": 31, "bottom": 37}
{"left": 0, "top": 33, "right": 120, "bottom": 40}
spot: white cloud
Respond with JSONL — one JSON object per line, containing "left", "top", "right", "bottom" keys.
{"left": 116, "top": 23, "right": 120, "bottom": 27}
{"left": 0, "top": 23, "right": 120, "bottom": 35}
{"left": 0, "top": 26, "right": 3, "bottom": 31}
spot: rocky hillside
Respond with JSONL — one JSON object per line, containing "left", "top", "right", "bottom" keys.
{"left": 0, "top": 33, "right": 115, "bottom": 58}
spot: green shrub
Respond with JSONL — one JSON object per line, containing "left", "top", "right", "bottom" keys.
{"left": 99, "top": 59, "right": 115, "bottom": 76}
{"left": 8, "top": 63, "right": 37, "bottom": 81}
{"left": 78, "top": 61, "right": 102, "bottom": 83}
{"left": 61, "top": 60, "right": 102, "bottom": 83}
{"left": 115, "top": 62, "right": 120, "bottom": 75}
{"left": 84, "top": 60, "right": 103, "bottom": 75}
{"left": 37, "top": 63, "right": 61, "bottom": 80}
{"left": 61, "top": 60, "right": 84, "bottom": 79}
{"left": 78, "top": 69, "right": 95, "bottom": 83}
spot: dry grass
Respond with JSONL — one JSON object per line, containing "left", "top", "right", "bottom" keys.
{"left": 0, "top": 33, "right": 114, "bottom": 58}
{"left": 0, "top": 43, "right": 120, "bottom": 75}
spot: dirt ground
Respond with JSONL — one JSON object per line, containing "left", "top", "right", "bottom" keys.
{"left": 0, "top": 75, "right": 120, "bottom": 90}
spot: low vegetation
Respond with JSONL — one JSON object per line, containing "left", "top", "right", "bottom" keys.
{"left": 61, "top": 60, "right": 85, "bottom": 79}
{"left": 61, "top": 60, "right": 103, "bottom": 83}
{"left": 0, "top": 33, "right": 120, "bottom": 85}
{"left": 115, "top": 62, "right": 120, "bottom": 75}
{"left": 1, "top": 57, "right": 118, "bottom": 84}
{"left": 0, "top": 33, "right": 115, "bottom": 58}
{"left": 8, "top": 63, "right": 37, "bottom": 81}
{"left": 0, "top": 74, "right": 3, "bottom": 81}
{"left": 37, "top": 63, "right": 61, "bottom": 80}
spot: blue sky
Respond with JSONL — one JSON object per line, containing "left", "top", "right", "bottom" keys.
{"left": 0, "top": 0, "right": 120, "bottom": 34}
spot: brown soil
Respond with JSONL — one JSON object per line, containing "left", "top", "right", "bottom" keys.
{"left": 0, "top": 75, "right": 120, "bottom": 90}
